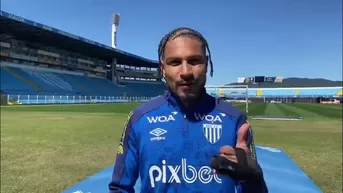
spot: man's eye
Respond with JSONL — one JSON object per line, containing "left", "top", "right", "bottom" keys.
{"left": 169, "top": 61, "right": 181, "bottom": 66}
{"left": 188, "top": 59, "right": 202, "bottom": 65}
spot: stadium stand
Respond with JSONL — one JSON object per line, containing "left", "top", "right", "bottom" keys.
{"left": 207, "top": 76, "right": 342, "bottom": 104}
{"left": 206, "top": 87, "right": 342, "bottom": 98}
{"left": 122, "top": 82, "right": 167, "bottom": 97}
{"left": 0, "top": 11, "right": 167, "bottom": 104}
{"left": 0, "top": 11, "right": 341, "bottom": 105}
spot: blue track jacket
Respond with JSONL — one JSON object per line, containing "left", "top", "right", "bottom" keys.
{"left": 109, "top": 91, "right": 264, "bottom": 193}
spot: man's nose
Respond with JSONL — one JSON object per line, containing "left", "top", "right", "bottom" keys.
{"left": 179, "top": 62, "right": 193, "bottom": 79}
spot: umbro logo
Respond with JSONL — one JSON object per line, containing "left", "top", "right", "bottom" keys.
{"left": 150, "top": 128, "right": 167, "bottom": 141}
{"left": 150, "top": 128, "right": 167, "bottom": 137}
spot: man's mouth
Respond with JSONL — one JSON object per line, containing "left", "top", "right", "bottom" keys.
{"left": 179, "top": 82, "right": 193, "bottom": 87}
{"left": 178, "top": 82, "right": 194, "bottom": 91}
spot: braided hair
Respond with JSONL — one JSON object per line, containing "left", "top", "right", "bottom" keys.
{"left": 158, "top": 27, "right": 214, "bottom": 77}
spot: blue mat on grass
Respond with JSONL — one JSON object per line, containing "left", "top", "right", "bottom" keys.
{"left": 61, "top": 145, "right": 322, "bottom": 193}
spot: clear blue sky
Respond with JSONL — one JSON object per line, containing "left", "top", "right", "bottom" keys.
{"left": 1, "top": 0, "right": 342, "bottom": 85}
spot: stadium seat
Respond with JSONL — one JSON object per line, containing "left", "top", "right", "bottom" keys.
{"left": 298, "top": 88, "right": 340, "bottom": 97}
{"left": 1, "top": 63, "right": 339, "bottom": 102}
{"left": 1, "top": 64, "right": 167, "bottom": 102}
{"left": 260, "top": 89, "right": 297, "bottom": 97}
{"left": 207, "top": 87, "right": 342, "bottom": 99}
{"left": 122, "top": 82, "right": 167, "bottom": 97}
{"left": 20, "top": 68, "right": 75, "bottom": 93}
{"left": 0, "top": 66, "right": 37, "bottom": 93}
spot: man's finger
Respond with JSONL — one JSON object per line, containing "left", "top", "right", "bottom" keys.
{"left": 237, "top": 123, "right": 249, "bottom": 143}
{"left": 236, "top": 123, "right": 250, "bottom": 150}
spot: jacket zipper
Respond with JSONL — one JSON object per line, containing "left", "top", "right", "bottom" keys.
{"left": 183, "top": 113, "right": 188, "bottom": 138}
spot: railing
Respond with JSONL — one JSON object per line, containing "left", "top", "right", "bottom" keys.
{"left": 209, "top": 93, "right": 342, "bottom": 98}
{"left": 6, "top": 94, "right": 154, "bottom": 105}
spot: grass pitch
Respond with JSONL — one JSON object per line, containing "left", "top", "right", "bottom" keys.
{"left": 1, "top": 103, "right": 342, "bottom": 193}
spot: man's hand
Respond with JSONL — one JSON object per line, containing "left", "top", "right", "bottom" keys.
{"left": 219, "top": 123, "right": 250, "bottom": 162}
{"left": 211, "top": 121, "right": 268, "bottom": 192}
{"left": 211, "top": 122, "right": 261, "bottom": 181}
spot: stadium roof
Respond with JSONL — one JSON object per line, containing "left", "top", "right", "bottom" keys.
{"left": 0, "top": 11, "right": 159, "bottom": 68}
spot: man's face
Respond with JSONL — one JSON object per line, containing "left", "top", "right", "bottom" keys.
{"left": 161, "top": 36, "right": 207, "bottom": 101}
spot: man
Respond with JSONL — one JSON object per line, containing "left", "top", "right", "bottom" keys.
{"left": 109, "top": 27, "right": 268, "bottom": 193}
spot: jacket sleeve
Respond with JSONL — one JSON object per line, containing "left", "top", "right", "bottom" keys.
{"left": 235, "top": 113, "right": 269, "bottom": 193}
{"left": 109, "top": 111, "right": 139, "bottom": 193}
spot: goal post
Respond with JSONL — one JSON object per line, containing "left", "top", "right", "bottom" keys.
{"left": 205, "top": 85, "right": 249, "bottom": 114}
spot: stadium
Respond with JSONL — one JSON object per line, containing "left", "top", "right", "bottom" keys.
{"left": 0, "top": 11, "right": 342, "bottom": 193}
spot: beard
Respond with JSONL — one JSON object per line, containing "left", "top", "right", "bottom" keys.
{"left": 179, "top": 89, "right": 198, "bottom": 101}
{"left": 167, "top": 77, "right": 206, "bottom": 105}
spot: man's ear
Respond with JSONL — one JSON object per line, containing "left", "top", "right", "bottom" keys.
{"left": 162, "top": 69, "right": 166, "bottom": 79}
{"left": 160, "top": 62, "right": 166, "bottom": 79}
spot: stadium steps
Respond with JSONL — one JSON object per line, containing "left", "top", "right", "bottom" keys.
{"left": 102, "top": 79, "right": 139, "bottom": 96}
{"left": 257, "top": 89, "right": 262, "bottom": 97}
{"left": 120, "top": 85, "right": 140, "bottom": 96}
{"left": 2, "top": 66, "right": 44, "bottom": 92}
{"left": 60, "top": 74, "right": 94, "bottom": 94}
{"left": 87, "top": 77, "right": 111, "bottom": 91}
{"left": 218, "top": 88, "right": 224, "bottom": 97}
{"left": 116, "top": 83, "right": 126, "bottom": 87}
{"left": 336, "top": 89, "right": 342, "bottom": 97}
{"left": 295, "top": 90, "right": 300, "bottom": 97}
{"left": 91, "top": 78, "right": 123, "bottom": 94}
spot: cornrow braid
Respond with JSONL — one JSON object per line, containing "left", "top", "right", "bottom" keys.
{"left": 158, "top": 27, "right": 214, "bottom": 77}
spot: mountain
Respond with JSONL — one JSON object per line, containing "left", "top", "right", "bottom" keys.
{"left": 225, "top": 78, "right": 342, "bottom": 88}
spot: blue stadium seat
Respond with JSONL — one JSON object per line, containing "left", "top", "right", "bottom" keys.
{"left": 206, "top": 87, "right": 342, "bottom": 98}
{"left": 17, "top": 67, "right": 83, "bottom": 94}
{"left": 1, "top": 66, "right": 37, "bottom": 93}
{"left": 260, "top": 89, "right": 297, "bottom": 97}
{"left": 259, "top": 88, "right": 341, "bottom": 97}
{"left": 2, "top": 64, "right": 340, "bottom": 100}
{"left": 122, "top": 82, "right": 166, "bottom": 97}
{"left": 298, "top": 88, "right": 340, "bottom": 97}
{"left": 0, "top": 65, "right": 167, "bottom": 100}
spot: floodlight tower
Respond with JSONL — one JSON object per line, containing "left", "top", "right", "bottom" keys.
{"left": 111, "top": 13, "right": 120, "bottom": 48}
